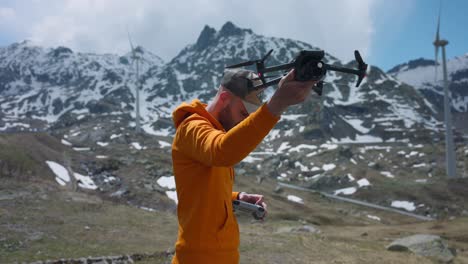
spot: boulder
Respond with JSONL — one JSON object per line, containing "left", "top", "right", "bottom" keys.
{"left": 386, "top": 234, "right": 455, "bottom": 263}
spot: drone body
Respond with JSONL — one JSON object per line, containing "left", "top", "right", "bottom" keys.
{"left": 226, "top": 49, "right": 368, "bottom": 96}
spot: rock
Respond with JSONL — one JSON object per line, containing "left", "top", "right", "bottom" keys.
{"left": 273, "top": 185, "right": 283, "bottom": 193}
{"left": 236, "top": 168, "right": 246, "bottom": 176}
{"left": 276, "top": 225, "right": 321, "bottom": 234}
{"left": 110, "top": 188, "right": 129, "bottom": 198}
{"left": 386, "top": 234, "right": 454, "bottom": 263}
{"left": 338, "top": 146, "right": 353, "bottom": 159}
{"left": 293, "top": 225, "right": 321, "bottom": 234}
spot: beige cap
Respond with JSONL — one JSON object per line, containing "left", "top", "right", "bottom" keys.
{"left": 221, "top": 68, "right": 265, "bottom": 109}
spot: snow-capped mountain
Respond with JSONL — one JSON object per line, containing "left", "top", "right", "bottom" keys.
{"left": 388, "top": 55, "right": 468, "bottom": 114}
{"left": 0, "top": 22, "right": 442, "bottom": 143}
{"left": 140, "top": 22, "right": 440, "bottom": 143}
{"left": 0, "top": 40, "right": 164, "bottom": 131}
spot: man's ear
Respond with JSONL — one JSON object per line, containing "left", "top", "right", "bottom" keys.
{"left": 219, "top": 91, "right": 232, "bottom": 107}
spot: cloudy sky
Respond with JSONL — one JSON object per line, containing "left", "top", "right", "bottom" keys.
{"left": 0, "top": 0, "right": 467, "bottom": 70}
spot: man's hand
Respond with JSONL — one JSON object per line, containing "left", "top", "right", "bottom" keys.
{"left": 238, "top": 192, "right": 267, "bottom": 219}
{"left": 267, "top": 69, "right": 318, "bottom": 117}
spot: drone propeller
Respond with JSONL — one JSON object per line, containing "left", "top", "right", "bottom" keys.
{"left": 225, "top": 60, "right": 258, "bottom": 69}
{"left": 261, "top": 49, "right": 273, "bottom": 63}
{"left": 354, "top": 50, "right": 368, "bottom": 87}
{"left": 225, "top": 49, "right": 274, "bottom": 69}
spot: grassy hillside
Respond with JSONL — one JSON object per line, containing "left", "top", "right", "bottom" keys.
{"left": 1, "top": 133, "right": 468, "bottom": 263}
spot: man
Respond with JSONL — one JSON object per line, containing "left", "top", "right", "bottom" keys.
{"left": 171, "top": 68, "right": 317, "bottom": 264}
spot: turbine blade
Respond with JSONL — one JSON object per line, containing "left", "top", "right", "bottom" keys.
{"left": 127, "top": 29, "right": 136, "bottom": 57}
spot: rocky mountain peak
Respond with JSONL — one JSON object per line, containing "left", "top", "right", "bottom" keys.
{"left": 195, "top": 25, "right": 217, "bottom": 50}
{"left": 387, "top": 58, "right": 437, "bottom": 74}
{"left": 219, "top": 21, "right": 251, "bottom": 37}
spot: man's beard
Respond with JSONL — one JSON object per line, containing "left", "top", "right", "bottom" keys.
{"left": 219, "top": 104, "right": 237, "bottom": 131}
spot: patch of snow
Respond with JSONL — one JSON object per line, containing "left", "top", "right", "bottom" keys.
{"left": 277, "top": 142, "right": 291, "bottom": 153}
{"left": 131, "top": 142, "right": 146, "bottom": 150}
{"left": 73, "top": 147, "right": 90, "bottom": 151}
{"left": 73, "top": 172, "right": 97, "bottom": 190}
{"left": 311, "top": 166, "right": 321, "bottom": 171}
{"left": 412, "top": 163, "right": 427, "bottom": 168}
{"left": 287, "top": 195, "right": 304, "bottom": 204}
{"left": 266, "top": 129, "right": 281, "bottom": 141}
{"left": 294, "top": 161, "right": 309, "bottom": 172}
{"left": 284, "top": 128, "right": 294, "bottom": 137}
{"left": 330, "top": 135, "right": 383, "bottom": 144}
{"left": 280, "top": 114, "right": 307, "bottom": 121}
{"left": 157, "top": 176, "right": 176, "bottom": 189}
{"left": 61, "top": 139, "right": 72, "bottom": 146}
{"left": 320, "top": 143, "right": 338, "bottom": 150}
{"left": 334, "top": 187, "right": 357, "bottom": 195}
{"left": 306, "top": 151, "right": 319, "bottom": 157}
{"left": 391, "top": 200, "right": 416, "bottom": 211}
{"left": 405, "top": 151, "right": 419, "bottom": 158}
{"left": 46, "top": 161, "right": 70, "bottom": 185}
{"left": 158, "top": 140, "right": 171, "bottom": 148}
{"left": 342, "top": 118, "right": 370, "bottom": 134}
{"left": 110, "top": 134, "right": 122, "bottom": 139}
{"left": 140, "top": 206, "right": 156, "bottom": 212}
{"left": 242, "top": 156, "right": 262, "bottom": 163}
{"left": 166, "top": 190, "right": 178, "bottom": 204}
{"left": 357, "top": 178, "right": 371, "bottom": 187}
{"left": 380, "top": 171, "right": 395, "bottom": 178}
{"left": 367, "top": 215, "right": 381, "bottom": 221}
{"left": 289, "top": 144, "right": 317, "bottom": 152}
{"left": 322, "top": 163, "right": 336, "bottom": 171}
{"left": 97, "top": 141, "right": 109, "bottom": 147}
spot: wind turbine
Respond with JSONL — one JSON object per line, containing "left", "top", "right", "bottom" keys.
{"left": 433, "top": 5, "right": 457, "bottom": 179}
{"left": 127, "top": 30, "right": 142, "bottom": 134}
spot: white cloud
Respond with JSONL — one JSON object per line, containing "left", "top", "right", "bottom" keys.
{"left": 0, "top": 7, "right": 15, "bottom": 20}
{"left": 4, "top": 0, "right": 379, "bottom": 62}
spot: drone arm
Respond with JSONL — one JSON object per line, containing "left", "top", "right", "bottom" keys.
{"left": 325, "top": 64, "right": 360, "bottom": 76}
{"left": 261, "top": 62, "right": 295, "bottom": 74}
{"left": 253, "top": 77, "right": 283, "bottom": 90}
{"left": 325, "top": 64, "right": 366, "bottom": 87}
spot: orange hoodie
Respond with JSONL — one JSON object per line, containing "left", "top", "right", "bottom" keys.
{"left": 171, "top": 99, "right": 280, "bottom": 264}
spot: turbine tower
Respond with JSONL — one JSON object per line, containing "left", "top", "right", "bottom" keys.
{"left": 127, "top": 30, "right": 142, "bottom": 134}
{"left": 433, "top": 7, "right": 457, "bottom": 179}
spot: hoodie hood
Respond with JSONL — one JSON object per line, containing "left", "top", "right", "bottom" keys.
{"left": 172, "top": 99, "right": 224, "bottom": 130}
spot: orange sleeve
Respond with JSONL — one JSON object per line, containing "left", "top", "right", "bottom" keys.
{"left": 231, "top": 192, "right": 240, "bottom": 201}
{"left": 174, "top": 103, "right": 279, "bottom": 167}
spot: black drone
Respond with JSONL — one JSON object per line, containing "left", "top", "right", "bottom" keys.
{"left": 226, "top": 49, "right": 368, "bottom": 96}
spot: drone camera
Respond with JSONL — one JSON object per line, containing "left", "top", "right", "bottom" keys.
{"left": 294, "top": 50, "right": 327, "bottom": 82}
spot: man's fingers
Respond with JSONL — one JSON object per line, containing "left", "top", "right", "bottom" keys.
{"left": 255, "top": 196, "right": 264, "bottom": 206}
{"left": 284, "top": 69, "right": 296, "bottom": 81}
